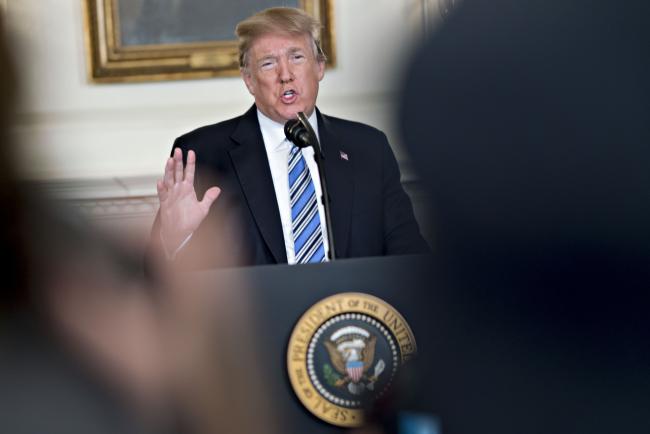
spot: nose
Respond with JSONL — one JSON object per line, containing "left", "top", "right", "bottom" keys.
{"left": 278, "top": 58, "right": 294, "bottom": 84}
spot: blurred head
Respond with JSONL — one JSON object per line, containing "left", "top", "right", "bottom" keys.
{"left": 400, "top": 0, "right": 650, "bottom": 273}
{"left": 236, "top": 7, "right": 326, "bottom": 123}
{"left": 396, "top": 0, "right": 650, "bottom": 432}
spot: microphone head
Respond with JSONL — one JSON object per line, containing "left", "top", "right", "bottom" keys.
{"left": 284, "top": 117, "right": 311, "bottom": 148}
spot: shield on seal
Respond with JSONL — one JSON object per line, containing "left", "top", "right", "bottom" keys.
{"left": 346, "top": 360, "right": 364, "bottom": 383}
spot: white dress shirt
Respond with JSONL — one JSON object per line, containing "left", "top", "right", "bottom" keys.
{"left": 165, "top": 110, "right": 330, "bottom": 263}
{"left": 257, "top": 109, "right": 330, "bottom": 264}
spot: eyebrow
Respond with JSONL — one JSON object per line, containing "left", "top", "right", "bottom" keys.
{"left": 258, "top": 47, "right": 305, "bottom": 58}
{"left": 254, "top": 47, "right": 307, "bottom": 66}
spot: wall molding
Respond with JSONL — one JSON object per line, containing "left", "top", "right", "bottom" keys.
{"left": 70, "top": 196, "right": 159, "bottom": 220}
{"left": 35, "top": 173, "right": 430, "bottom": 244}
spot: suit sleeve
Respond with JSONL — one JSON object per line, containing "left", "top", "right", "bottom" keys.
{"left": 380, "top": 135, "right": 430, "bottom": 255}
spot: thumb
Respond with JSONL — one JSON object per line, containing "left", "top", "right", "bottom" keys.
{"left": 199, "top": 186, "right": 221, "bottom": 212}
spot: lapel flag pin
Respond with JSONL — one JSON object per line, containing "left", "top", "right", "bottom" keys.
{"left": 340, "top": 150, "right": 349, "bottom": 161}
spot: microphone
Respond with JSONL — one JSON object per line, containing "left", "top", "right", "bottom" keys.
{"left": 284, "top": 115, "right": 311, "bottom": 149}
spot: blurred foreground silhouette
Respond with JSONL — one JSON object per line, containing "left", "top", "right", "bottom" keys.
{"left": 0, "top": 16, "right": 278, "bottom": 434}
{"left": 384, "top": 0, "right": 650, "bottom": 433}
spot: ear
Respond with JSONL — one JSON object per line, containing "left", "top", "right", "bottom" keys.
{"left": 316, "top": 59, "right": 325, "bottom": 81}
{"left": 241, "top": 68, "right": 255, "bottom": 96}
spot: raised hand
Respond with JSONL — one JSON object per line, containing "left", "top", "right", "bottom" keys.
{"left": 156, "top": 148, "right": 221, "bottom": 254}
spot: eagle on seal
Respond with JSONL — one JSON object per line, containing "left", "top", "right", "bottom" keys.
{"left": 324, "top": 326, "right": 379, "bottom": 394}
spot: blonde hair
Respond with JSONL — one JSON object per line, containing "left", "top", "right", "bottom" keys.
{"left": 235, "top": 7, "right": 326, "bottom": 68}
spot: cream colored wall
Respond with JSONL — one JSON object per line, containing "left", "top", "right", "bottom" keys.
{"left": 7, "top": 0, "right": 430, "bottom": 183}
{"left": 4, "top": 0, "right": 442, "bottom": 243}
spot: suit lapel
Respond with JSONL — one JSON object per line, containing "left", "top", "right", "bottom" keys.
{"left": 318, "top": 111, "right": 353, "bottom": 258}
{"left": 229, "top": 106, "right": 287, "bottom": 263}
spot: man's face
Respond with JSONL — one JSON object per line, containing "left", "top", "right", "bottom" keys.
{"left": 242, "top": 32, "right": 325, "bottom": 124}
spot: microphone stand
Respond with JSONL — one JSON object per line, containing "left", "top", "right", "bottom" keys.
{"left": 289, "top": 112, "right": 336, "bottom": 261}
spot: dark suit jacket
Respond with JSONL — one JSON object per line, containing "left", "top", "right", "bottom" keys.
{"left": 151, "top": 105, "right": 428, "bottom": 268}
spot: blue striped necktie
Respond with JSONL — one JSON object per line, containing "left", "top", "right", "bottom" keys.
{"left": 288, "top": 144, "right": 326, "bottom": 263}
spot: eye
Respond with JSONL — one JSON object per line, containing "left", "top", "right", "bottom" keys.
{"left": 290, "top": 53, "right": 306, "bottom": 63}
{"left": 259, "top": 59, "right": 277, "bottom": 71}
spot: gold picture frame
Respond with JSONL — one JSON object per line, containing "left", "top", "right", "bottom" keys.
{"left": 83, "top": 0, "right": 335, "bottom": 83}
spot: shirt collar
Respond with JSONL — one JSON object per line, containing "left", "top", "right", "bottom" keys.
{"left": 257, "top": 108, "right": 320, "bottom": 152}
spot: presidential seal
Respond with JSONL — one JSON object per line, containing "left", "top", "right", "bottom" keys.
{"left": 287, "top": 293, "right": 416, "bottom": 427}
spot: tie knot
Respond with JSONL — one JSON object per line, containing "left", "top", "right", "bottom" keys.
{"left": 289, "top": 143, "right": 301, "bottom": 156}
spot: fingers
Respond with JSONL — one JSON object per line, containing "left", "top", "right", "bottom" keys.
{"left": 185, "top": 150, "right": 196, "bottom": 184}
{"left": 156, "top": 179, "right": 169, "bottom": 202}
{"left": 199, "top": 186, "right": 221, "bottom": 213}
{"left": 173, "top": 148, "right": 183, "bottom": 183}
{"left": 163, "top": 156, "right": 174, "bottom": 189}
{"left": 162, "top": 147, "right": 198, "bottom": 194}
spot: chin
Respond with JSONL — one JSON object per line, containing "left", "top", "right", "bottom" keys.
{"left": 278, "top": 110, "right": 298, "bottom": 121}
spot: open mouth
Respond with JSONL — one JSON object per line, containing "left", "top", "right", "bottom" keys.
{"left": 281, "top": 89, "right": 298, "bottom": 104}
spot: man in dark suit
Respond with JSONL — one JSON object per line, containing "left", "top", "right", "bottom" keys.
{"left": 151, "top": 7, "right": 427, "bottom": 268}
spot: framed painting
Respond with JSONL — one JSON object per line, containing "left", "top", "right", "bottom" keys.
{"left": 83, "top": 0, "right": 335, "bottom": 83}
